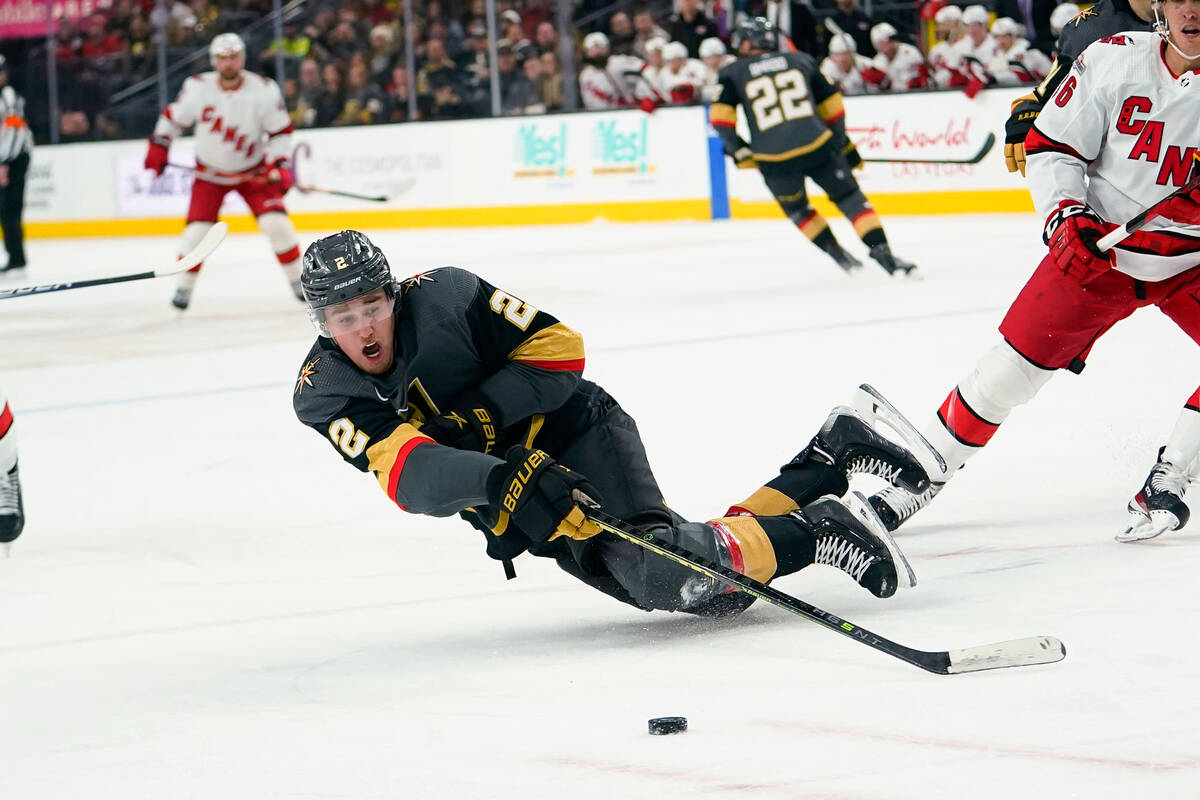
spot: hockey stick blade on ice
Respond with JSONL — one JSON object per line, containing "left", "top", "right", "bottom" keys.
{"left": 583, "top": 507, "right": 1065, "bottom": 674}
{"left": 860, "top": 132, "right": 996, "bottom": 165}
{"left": 0, "top": 221, "right": 229, "bottom": 300}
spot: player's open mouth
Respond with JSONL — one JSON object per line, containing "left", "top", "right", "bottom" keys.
{"left": 1182, "top": 25, "right": 1200, "bottom": 37}
{"left": 363, "top": 342, "right": 381, "bottom": 358}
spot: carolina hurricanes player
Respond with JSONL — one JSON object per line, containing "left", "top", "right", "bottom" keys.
{"left": 820, "top": 33, "right": 873, "bottom": 95}
{"left": 862, "top": 23, "right": 929, "bottom": 91}
{"left": 579, "top": 31, "right": 646, "bottom": 109}
{"left": 988, "top": 17, "right": 1053, "bottom": 85}
{"left": 659, "top": 41, "right": 709, "bottom": 103}
{"left": 955, "top": 5, "right": 997, "bottom": 96}
{"left": 929, "top": 5, "right": 969, "bottom": 88}
{"left": 144, "top": 33, "right": 302, "bottom": 310}
{"left": 866, "top": 1, "right": 1200, "bottom": 543}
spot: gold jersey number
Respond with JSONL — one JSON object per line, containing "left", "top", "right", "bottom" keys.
{"left": 745, "top": 69, "right": 814, "bottom": 132}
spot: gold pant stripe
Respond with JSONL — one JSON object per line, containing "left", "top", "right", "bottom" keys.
{"left": 731, "top": 486, "right": 800, "bottom": 517}
{"left": 799, "top": 214, "right": 829, "bottom": 241}
{"left": 714, "top": 516, "right": 778, "bottom": 583}
{"left": 754, "top": 130, "right": 832, "bottom": 162}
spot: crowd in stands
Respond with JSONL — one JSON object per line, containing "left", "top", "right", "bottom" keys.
{"left": 7, "top": 0, "right": 1085, "bottom": 143}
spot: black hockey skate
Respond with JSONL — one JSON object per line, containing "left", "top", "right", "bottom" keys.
{"left": 869, "top": 244, "right": 917, "bottom": 277}
{"left": 790, "top": 406, "right": 930, "bottom": 495}
{"left": 0, "top": 462, "right": 25, "bottom": 547}
{"left": 1118, "top": 447, "right": 1192, "bottom": 543}
{"left": 827, "top": 242, "right": 862, "bottom": 273}
{"left": 868, "top": 482, "right": 944, "bottom": 532}
{"left": 800, "top": 491, "right": 915, "bottom": 598}
{"left": 171, "top": 287, "right": 192, "bottom": 310}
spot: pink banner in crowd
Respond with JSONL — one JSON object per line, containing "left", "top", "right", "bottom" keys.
{"left": 0, "top": 0, "right": 113, "bottom": 40}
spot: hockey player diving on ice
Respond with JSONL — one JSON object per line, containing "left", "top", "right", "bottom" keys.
{"left": 292, "top": 230, "right": 936, "bottom": 618}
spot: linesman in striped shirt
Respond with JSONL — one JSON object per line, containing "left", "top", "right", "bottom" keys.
{"left": 0, "top": 55, "right": 31, "bottom": 272}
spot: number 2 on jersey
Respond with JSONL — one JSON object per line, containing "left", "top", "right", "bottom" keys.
{"left": 746, "top": 69, "right": 814, "bottom": 132}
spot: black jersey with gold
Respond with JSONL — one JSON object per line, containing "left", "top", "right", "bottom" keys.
{"left": 293, "top": 267, "right": 588, "bottom": 517}
{"left": 710, "top": 50, "right": 846, "bottom": 162}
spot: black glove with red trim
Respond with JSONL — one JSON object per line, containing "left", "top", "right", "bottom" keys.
{"left": 1044, "top": 201, "right": 1116, "bottom": 284}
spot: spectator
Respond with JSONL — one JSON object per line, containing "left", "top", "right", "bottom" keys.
{"left": 55, "top": 24, "right": 80, "bottom": 62}
{"left": 496, "top": 42, "right": 537, "bottom": 114}
{"left": 126, "top": 13, "right": 154, "bottom": 75}
{"left": 291, "top": 58, "right": 323, "bottom": 127}
{"left": 987, "top": 16, "right": 1052, "bottom": 84}
{"left": 534, "top": 21, "right": 558, "bottom": 54}
{"left": 460, "top": 20, "right": 491, "bottom": 82}
{"left": 259, "top": 21, "right": 312, "bottom": 79}
{"left": 742, "top": 0, "right": 821, "bottom": 55}
{"left": 667, "top": 0, "right": 717, "bottom": 57}
{"left": 325, "top": 21, "right": 362, "bottom": 64}
{"left": 519, "top": 0, "right": 553, "bottom": 37}
{"left": 427, "top": 71, "right": 472, "bottom": 119}
{"left": 511, "top": 50, "right": 548, "bottom": 114}
{"left": 632, "top": 7, "right": 669, "bottom": 58}
{"left": 361, "top": 0, "right": 398, "bottom": 25}
{"left": 79, "top": 15, "right": 124, "bottom": 60}
{"left": 608, "top": 12, "right": 636, "bottom": 55}
{"left": 865, "top": 22, "right": 929, "bottom": 90}
{"left": 315, "top": 61, "right": 346, "bottom": 128}
{"left": 427, "top": 0, "right": 466, "bottom": 52}
{"left": 704, "top": 0, "right": 733, "bottom": 40}
{"left": 366, "top": 24, "right": 398, "bottom": 86}
{"left": 186, "top": 0, "right": 221, "bottom": 41}
{"left": 417, "top": 37, "right": 463, "bottom": 100}
{"left": 58, "top": 110, "right": 91, "bottom": 143}
{"left": 335, "top": 62, "right": 387, "bottom": 125}
{"left": 537, "top": 50, "right": 564, "bottom": 110}
{"left": 824, "top": 0, "right": 876, "bottom": 57}
{"left": 386, "top": 65, "right": 416, "bottom": 121}
{"left": 500, "top": 10, "right": 537, "bottom": 61}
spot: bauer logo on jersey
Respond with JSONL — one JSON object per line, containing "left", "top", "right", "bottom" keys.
{"left": 514, "top": 121, "right": 571, "bottom": 178}
{"left": 592, "top": 118, "right": 653, "bottom": 176}
{"left": 295, "top": 357, "right": 320, "bottom": 394}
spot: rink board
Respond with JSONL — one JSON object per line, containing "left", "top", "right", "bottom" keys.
{"left": 24, "top": 87, "right": 1032, "bottom": 238}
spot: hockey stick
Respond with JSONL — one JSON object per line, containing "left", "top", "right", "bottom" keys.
{"left": 168, "top": 161, "right": 398, "bottom": 203}
{"left": 294, "top": 183, "right": 393, "bottom": 203}
{"left": 583, "top": 506, "right": 1065, "bottom": 674}
{"left": 1097, "top": 166, "right": 1200, "bottom": 252}
{"left": 859, "top": 132, "right": 996, "bottom": 165}
{"left": 0, "top": 222, "right": 229, "bottom": 300}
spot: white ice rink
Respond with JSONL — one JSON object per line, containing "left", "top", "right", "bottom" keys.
{"left": 1, "top": 214, "right": 1198, "bottom": 799}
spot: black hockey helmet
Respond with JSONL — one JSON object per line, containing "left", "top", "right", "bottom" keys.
{"left": 301, "top": 230, "right": 395, "bottom": 334}
{"left": 733, "top": 17, "right": 778, "bottom": 53}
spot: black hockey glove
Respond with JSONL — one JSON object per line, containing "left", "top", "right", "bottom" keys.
{"left": 1004, "top": 96, "right": 1041, "bottom": 176}
{"left": 418, "top": 391, "right": 499, "bottom": 454}
{"left": 839, "top": 137, "right": 863, "bottom": 170}
{"left": 488, "top": 447, "right": 603, "bottom": 543}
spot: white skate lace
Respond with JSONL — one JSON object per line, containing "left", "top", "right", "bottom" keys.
{"left": 876, "top": 483, "right": 940, "bottom": 523}
{"left": 814, "top": 534, "right": 874, "bottom": 583}
{"left": 0, "top": 469, "right": 18, "bottom": 516}
{"left": 1148, "top": 462, "right": 1188, "bottom": 498}
{"left": 846, "top": 454, "right": 903, "bottom": 486}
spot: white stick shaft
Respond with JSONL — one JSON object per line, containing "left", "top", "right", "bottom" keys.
{"left": 154, "top": 221, "right": 229, "bottom": 276}
{"left": 1096, "top": 224, "right": 1129, "bottom": 253}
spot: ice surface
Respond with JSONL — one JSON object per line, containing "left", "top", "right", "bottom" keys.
{"left": 1, "top": 215, "right": 1198, "bottom": 798}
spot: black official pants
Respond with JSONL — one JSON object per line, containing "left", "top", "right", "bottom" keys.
{"left": 0, "top": 151, "right": 28, "bottom": 267}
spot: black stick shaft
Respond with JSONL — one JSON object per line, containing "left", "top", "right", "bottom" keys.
{"left": 861, "top": 133, "right": 996, "bottom": 165}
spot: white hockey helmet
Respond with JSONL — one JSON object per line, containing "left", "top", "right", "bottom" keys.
{"left": 934, "top": 5, "right": 963, "bottom": 25}
{"left": 1049, "top": 2, "right": 1081, "bottom": 35}
{"left": 583, "top": 31, "right": 610, "bottom": 54}
{"left": 990, "top": 16, "right": 1022, "bottom": 37}
{"left": 209, "top": 32, "right": 246, "bottom": 66}
{"left": 663, "top": 41, "right": 689, "bottom": 61}
{"left": 869, "top": 22, "right": 898, "bottom": 47}
{"left": 828, "top": 32, "right": 857, "bottom": 54}
{"left": 699, "top": 37, "right": 727, "bottom": 58}
{"left": 962, "top": 5, "right": 991, "bottom": 26}
{"left": 644, "top": 35, "right": 667, "bottom": 53}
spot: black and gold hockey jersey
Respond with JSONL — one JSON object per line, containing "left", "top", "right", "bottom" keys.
{"left": 292, "top": 267, "right": 588, "bottom": 517}
{"left": 710, "top": 50, "right": 846, "bottom": 162}
{"left": 1036, "top": 0, "right": 1153, "bottom": 105}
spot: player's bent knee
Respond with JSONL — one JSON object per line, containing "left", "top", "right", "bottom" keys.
{"left": 960, "top": 342, "right": 1054, "bottom": 420}
{"left": 257, "top": 211, "right": 298, "bottom": 252}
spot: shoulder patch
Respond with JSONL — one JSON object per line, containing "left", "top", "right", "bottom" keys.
{"left": 402, "top": 269, "right": 442, "bottom": 292}
{"left": 295, "top": 357, "right": 320, "bottom": 395}
{"left": 1072, "top": 53, "right": 1086, "bottom": 74}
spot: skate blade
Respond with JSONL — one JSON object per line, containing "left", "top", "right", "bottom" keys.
{"left": 1116, "top": 510, "right": 1178, "bottom": 543}
{"left": 852, "top": 384, "right": 947, "bottom": 480}
{"left": 847, "top": 490, "right": 917, "bottom": 589}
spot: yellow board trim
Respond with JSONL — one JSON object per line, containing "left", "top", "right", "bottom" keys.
{"left": 24, "top": 191, "right": 1035, "bottom": 239}
{"left": 732, "top": 189, "right": 1035, "bottom": 217}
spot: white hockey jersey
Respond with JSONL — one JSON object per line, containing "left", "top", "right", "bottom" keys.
{"left": 820, "top": 53, "right": 874, "bottom": 95}
{"left": 929, "top": 39, "right": 968, "bottom": 87}
{"left": 871, "top": 42, "right": 929, "bottom": 90}
{"left": 1026, "top": 31, "right": 1200, "bottom": 281}
{"left": 988, "top": 40, "right": 1053, "bottom": 85}
{"left": 153, "top": 70, "right": 291, "bottom": 182}
{"left": 579, "top": 55, "right": 645, "bottom": 109}
{"left": 954, "top": 34, "right": 997, "bottom": 83}
{"left": 659, "top": 58, "right": 709, "bottom": 104}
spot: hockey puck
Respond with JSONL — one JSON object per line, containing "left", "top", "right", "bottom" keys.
{"left": 648, "top": 716, "right": 687, "bottom": 735}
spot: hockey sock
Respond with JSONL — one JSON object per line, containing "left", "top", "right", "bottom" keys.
{"left": 795, "top": 209, "right": 832, "bottom": 243}
{"left": 852, "top": 210, "right": 886, "bottom": 247}
{"left": 277, "top": 245, "right": 302, "bottom": 282}
{"left": 727, "top": 461, "right": 848, "bottom": 517}
{"left": 0, "top": 396, "right": 16, "bottom": 473}
{"left": 708, "top": 514, "right": 815, "bottom": 581}
{"left": 1162, "top": 390, "right": 1200, "bottom": 468}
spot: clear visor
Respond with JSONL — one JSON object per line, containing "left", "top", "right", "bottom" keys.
{"left": 308, "top": 289, "right": 395, "bottom": 338}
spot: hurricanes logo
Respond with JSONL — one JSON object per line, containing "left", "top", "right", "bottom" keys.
{"left": 295, "top": 357, "right": 320, "bottom": 394}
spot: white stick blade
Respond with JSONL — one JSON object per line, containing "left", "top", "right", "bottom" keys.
{"left": 946, "top": 636, "right": 1066, "bottom": 674}
{"left": 158, "top": 221, "right": 229, "bottom": 276}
